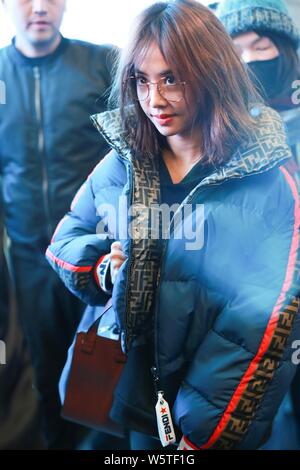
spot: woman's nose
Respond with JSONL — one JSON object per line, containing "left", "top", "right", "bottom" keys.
{"left": 148, "top": 82, "right": 167, "bottom": 107}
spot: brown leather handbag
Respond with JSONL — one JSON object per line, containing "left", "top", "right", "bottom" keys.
{"left": 61, "top": 300, "right": 127, "bottom": 437}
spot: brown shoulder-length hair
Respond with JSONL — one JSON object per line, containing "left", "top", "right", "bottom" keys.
{"left": 110, "top": 0, "right": 260, "bottom": 165}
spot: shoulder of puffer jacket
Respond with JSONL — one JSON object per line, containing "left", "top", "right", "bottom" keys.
{"left": 87, "top": 149, "right": 127, "bottom": 190}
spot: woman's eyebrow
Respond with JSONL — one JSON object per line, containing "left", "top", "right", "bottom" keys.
{"left": 134, "top": 69, "right": 147, "bottom": 76}
{"left": 135, "top": 69, "right": 173, "bottom": 77}
{"left": 158, "top": 69, "right": 173, "bottom": 77}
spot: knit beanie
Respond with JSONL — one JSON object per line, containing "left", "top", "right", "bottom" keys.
{"left": 217, "top": 0, "right": 300, "bottom": 48}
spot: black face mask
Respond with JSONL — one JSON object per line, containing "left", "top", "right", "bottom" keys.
{"left": 247, "top": 57, "right": 282, "bottom": 100}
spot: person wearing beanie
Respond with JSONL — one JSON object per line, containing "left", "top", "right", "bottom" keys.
{"left": 218, "top": 0, "right": 300, "bottom": 450}
{"left": 217, "top": 0, "right": 300, "bottom": 168}
{"left": 217, "top": 0, "right": 299, "bottom": 49}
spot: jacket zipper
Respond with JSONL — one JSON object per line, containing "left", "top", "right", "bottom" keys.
{"left": 33, "top": 66, "right": 52, "bottom": 241}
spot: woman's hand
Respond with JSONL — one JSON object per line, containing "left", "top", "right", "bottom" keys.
{"left": 109, "top": 241, "right": 127, "bottom": 284}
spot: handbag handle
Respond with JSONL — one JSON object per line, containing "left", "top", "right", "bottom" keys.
{"left": 80, "top": 298, "right": 113, "bottom": 354}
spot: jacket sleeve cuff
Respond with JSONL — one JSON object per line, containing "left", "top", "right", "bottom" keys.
{"left": 177, "top": 436, "right": 200, "bottom": 451}
{"left": 94, "top": 254, "right": 113, "bottom": 295}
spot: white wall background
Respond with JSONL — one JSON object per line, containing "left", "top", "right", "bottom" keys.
{"left": 286, "top": 0, "right": 300, "bottom": 31}
{"left": 0, "top": 0, "right": 213, "bottom": 49}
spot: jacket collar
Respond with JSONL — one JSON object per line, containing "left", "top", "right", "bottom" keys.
{"left": 91, "top": 104, "right": 292, "bottom": 186}
{"left": 8, "top": 35, "right": 68, "bottom": 67}
{"left": 91, "top": 109, "right": 131, "bottom": 159}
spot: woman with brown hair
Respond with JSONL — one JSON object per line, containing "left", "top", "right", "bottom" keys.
{"left": 47, "top": 0, "right": 300, "bottom": 450}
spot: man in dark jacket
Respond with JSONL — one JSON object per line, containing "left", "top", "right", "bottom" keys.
{"left": 0, "top": 0, "right": 118, "bottom": 448}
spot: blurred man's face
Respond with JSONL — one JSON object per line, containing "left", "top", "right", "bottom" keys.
{"left": 233, "top": 32, "right": 279, "bottom": 63}
{"left": 3, "top": 0, "right": 66, "bottom": 54}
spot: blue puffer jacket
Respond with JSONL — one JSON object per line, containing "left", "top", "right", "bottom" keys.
{"left": 47, "top": 104, "right": 300, "bottom": 450}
